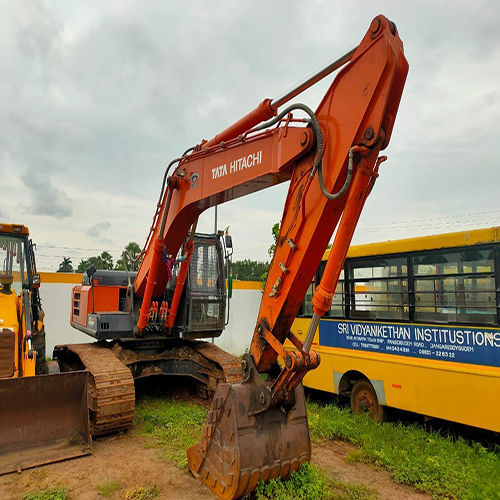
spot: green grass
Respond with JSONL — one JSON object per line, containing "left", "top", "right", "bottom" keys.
{"left": 22, "top": 488, "right": 68, "bottom": 500}
{"left": 254, "top": 462, "right": 376, "bottom": 500}
{"left": 134, "top": 396, "right": 375, "bottom": 499}
{"left": 133, "top": 395, "right": 500, "bottom": 499}
{"left": 307, "top": 401, "right": 500, "bottom": 499}
{"left": 134, "top": 396, "right": 208, "bottom": 468}
{"left": 125, "top": 485, "right": 160, "bottom": 500}
{"left": 96, "top": 479, "right": 121, "bottom": 496}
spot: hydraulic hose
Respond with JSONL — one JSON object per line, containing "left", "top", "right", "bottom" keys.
{"left": 157, "top": 146, "right": 195, "bottom": 212}
{"left": 254, "top": 103, "right": 323, "bottom": 177}
{"left": 317, "top": 147, "right": 354, "bottom": 200}
{"left": 254, "top": 103, "right": 353, "bottom": 200}
{"left": 141, "top": 146, "right": 196, "bottom": 259}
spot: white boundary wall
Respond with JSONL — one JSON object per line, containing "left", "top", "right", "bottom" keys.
{"left": 40, "top": 277, "right": 262, "bottom": 357}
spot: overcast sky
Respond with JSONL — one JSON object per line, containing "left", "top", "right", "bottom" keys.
{"left": 2, "top": 0, "right": 499, "bottom": 271}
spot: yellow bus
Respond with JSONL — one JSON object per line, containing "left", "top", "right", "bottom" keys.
{"left": 290, "top": 227, "right": 500, "bottom": 432}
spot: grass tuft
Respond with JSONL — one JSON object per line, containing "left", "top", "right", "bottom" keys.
{"left": 134, "top": 396, "right": 208, "bottom": 468}
{"left": 307, "top": 401, "right": 500, "bottom": 499}
{"left": 22, "top": 487, "right": 68, "bottom": 500}
{"left": 253, "top": 462, "right": 376, "bottom": 500}
{"left": 125, "top": 485, "right": 160, "bottom": 500}
{"left": 96, "top": 479, "right": 121, "bottom": 496}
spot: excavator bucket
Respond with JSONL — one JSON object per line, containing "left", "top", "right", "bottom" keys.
{"left": 187, "top": 370, "right": 311, "bottom": 499}
{"left": 0, "top": 370, "right": 91, "bottom": 474}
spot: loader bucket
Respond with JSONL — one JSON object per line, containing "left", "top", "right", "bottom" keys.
{"left": 0, "top": 370, "right": 91, "bottom": 474}
{"left": 187, "top": 380, "right": 311, "bottom": 499}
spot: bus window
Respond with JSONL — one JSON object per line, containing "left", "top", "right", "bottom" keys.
{"left": 297, "top": 272, "right": 315, "bottom": 317}
{"left": 328, "top": 278, "right": 344, "bottom": 317}
{"left": 413, "top": 248, "right": 494, "bottom": 275}
{"left": 348, "top": 257, "right": 409, "bottom": 321}
{"left": 302, "top": 283, "right": 314, "bottom": 316}
{"left": 413, "top": 247, "right": 496, "bottom": 325}
{"left": 316, "top": 262, "right": 344, "bottom": 317}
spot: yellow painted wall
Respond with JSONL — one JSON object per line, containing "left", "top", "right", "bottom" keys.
{"left": 40, "top": 272, "right": 261, "bottom": 290}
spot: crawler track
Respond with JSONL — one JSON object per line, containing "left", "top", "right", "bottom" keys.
{"left": 58, "top": 344, "right": 136, "bottom": 436}
{"left": 190, "top": 340, "right": 242, "bottom": 384}
{"left": 55, "top": 340, "right": 242, "bottom": 436}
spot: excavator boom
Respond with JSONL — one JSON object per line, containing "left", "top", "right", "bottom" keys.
{"left": 135, "top": 15, "right": 407, "bottom": 499}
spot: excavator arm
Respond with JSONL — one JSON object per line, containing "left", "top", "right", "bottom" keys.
{"left": 136, "top": 15, "right": 408, "bottom": 499}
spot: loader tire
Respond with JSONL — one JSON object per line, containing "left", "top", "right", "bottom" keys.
{"left": 33, "top": 327, "right": 47, "bottom": 375}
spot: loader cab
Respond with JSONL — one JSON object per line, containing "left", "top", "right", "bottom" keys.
{"left": 0, "top": 223, "right": 41, "bottom": 379}
{"left": 0, "top": 223, "right": 42, "bottom": 322}
{"left": 0, "top": 225, "right": 32, "bottom": 296}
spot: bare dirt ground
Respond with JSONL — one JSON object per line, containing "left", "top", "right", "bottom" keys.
{"left": 1, "top": 433, "right": 429, "bottom": 500}
{"left": 1, "top": 380, "right": 430, "bottom": 499}
{"left": 0, "top": 434, "right": 209, "bottom": 500}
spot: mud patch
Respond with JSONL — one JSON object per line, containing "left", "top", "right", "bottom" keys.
{"left": 0, "top": 434, "right": 212, "bottom": 500}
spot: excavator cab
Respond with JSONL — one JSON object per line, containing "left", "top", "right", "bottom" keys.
{"left": 170, "top": 232, "right": 229, "bottom": 339}
{"left": 71, "top": 232, "right": 230, "bottom": 340}
{"left": 0, "top": 223, "right": 91, "bottom": 475}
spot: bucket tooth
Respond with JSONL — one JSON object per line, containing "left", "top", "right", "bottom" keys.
{"left": 270, "top": 463, "right": 281, "bottom": 480}
{"left": 187, "top": 380, "right": 311, "bottom": 499}
{"left": 280, "top": 459, "right": 291, "bottom": 478}
{"left": 260, "top": 465, "right": 271, "bottom": 482}
{"left": 247, "top": 469, "right": 261, "bottom": 494}
{"left": 236, "top": 472, "right": 249, "bottom": 497}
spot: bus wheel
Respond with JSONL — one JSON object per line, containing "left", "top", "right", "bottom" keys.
{"left": 350, "top": 380, "right": 385, "bottom": 422}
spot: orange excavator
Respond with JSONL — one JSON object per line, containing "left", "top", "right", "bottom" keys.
{"left": 58, "top": 15, "right": 407, "bottom": 498}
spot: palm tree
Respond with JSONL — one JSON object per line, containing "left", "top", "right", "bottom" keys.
{"left": 57, "top": 257, "right": 73, "bottom": 272}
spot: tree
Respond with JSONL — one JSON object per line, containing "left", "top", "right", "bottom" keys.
{"left": 231, "top": 259, "right": 269, "bottom": 281}
{"left": 268, "top": 222, "right": 280, "bottom": 257}
{"left": 115, "top": 242, "right": 142, "bottom": 271}
{"left": 57, "top": 257, "right": 73, "bottom": 272}
{"left": 260, "top": 222, "right": 280, "bottom": 288}
{"left": 76, "top": 251, "right": 114, "bottom": 272}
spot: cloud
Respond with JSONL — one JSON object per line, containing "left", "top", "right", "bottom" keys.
{"left": 87, "top": 221, "right": 112, "bottom": 246}
{"left": 2, "top": 0, "right": 500, "bottom": 269}
{"left": 21, "top": 170, "right": 73, "bottom": 218}
{"left": 2, "top": 119, "right": 76, "bottom": 218}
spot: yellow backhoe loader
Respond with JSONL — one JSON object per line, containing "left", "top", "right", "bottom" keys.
{"left": 0, "top": 223, "right": 91, "bottom": 474}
